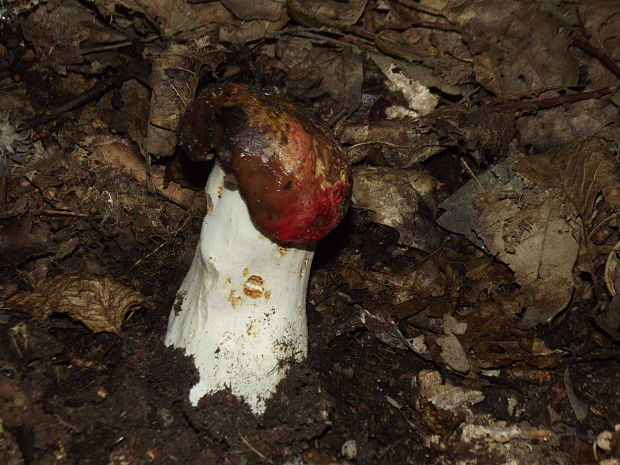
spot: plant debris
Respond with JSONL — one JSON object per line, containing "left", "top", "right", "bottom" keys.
{"left": 5, "top": 273, "right": 146, "bottom": 333}
{"left": 1, "top": 0, "right": 619, "bottom": 463}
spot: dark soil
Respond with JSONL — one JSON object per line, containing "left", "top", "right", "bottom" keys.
{"left": 2, "top": 204, "right": 617, "bottom": 464}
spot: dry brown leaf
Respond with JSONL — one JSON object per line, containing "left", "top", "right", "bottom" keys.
{"left": 477, "top": 186, "right": 580, "bottom": 328}
{"left": 6, "top": 273, "right": 146, "bottom": 333}
{"left": 439, "top": 155, "right": 581, "bottom": 328}
{"left": 514, "top": 135, "right": 618, "bottom": 224}
{"left": 21, "top": 3, "right": 97, "bottom": 73}
{"left": 287, "top": 0, "right": 367, "bottom": 28}
{"left": 146, "top": 41, "right": 227, "bottom": 159}
{"left": 451, "top": 303, "right": 565, "bottom": 372}
{"left": 278, "top": 39, "right": 363, "bottom": 118}
{"left": 361, "top": 307, "right": 409, "bottom": 350}
{"left": 412, "top": 370, "right": 484, "bottom": 436}
{"left": 415, "top": 370, "right": 484, "bottom": 410}
{"left": 85, "top": 135, "right": 208, "bottom": 210}
{"left": 352, "top": 165, "right": 442, "bottom": 251}
{"left": 579, "top": 2, "right": 620, "bottom": 90}
{"left": 341, "top": 105, "right": 514, "bottom": 168}
{"left": 219, "top": 15, "right": 290, "bottom": 45}
{"left": 369, "top": 55, "right": 439, "bottom": 117}
{"left": 451, "top": 0, "right": 578, "bottom": 95}
{"left": 221, "top": 0, "right": 285, "bottom": 21}
{"left": 92, "top": 0, "right": 234, "bottom": 38}
{"left": 516, "top": 100, "right": 615, "bottom": 153}
{"left": 0, "top": 215, "right": 49, "bottom": 265}
{"left": 340, "top": 252, "right": 448, "bottom": 304}
{"left": 435, "top": 333, "right": 470, "bottom": 373}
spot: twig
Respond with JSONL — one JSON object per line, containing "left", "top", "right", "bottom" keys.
{"left": 80, "top": 41, "right": 134, "bottom": 55}
{"left": 18, "top": 63, "right": 149, "bottom": 132}
{"left": 390, "top": 20, "right": 462, "bottom": 34}
{"left": 589, "top": 212, "right": 620, "bottom": 239}
{"left": 131, "top": 214, "right": 191, "bottom": 268}
{"left": 79, "top": 35, "right": 159, "bottom": 55}
{"left": 460, "top": 158, "right": 486, "bottom": 193}
{"left": 385, "top": 15, "right": 515, "bottom": 55}
{"left": 490, "top": 87, "right": 611, "bottom": 111}
{"left": 239, "top": 435, "right": 273, "bottom": 464}
{"left": 33, "top": 209, "right": 91, "bottom": 217}
{"left": 17, "top": 73, "right": 133, "bottom": 131}
{"left": 570, "top": 33, "right": 620, "bottom": 81}
{"left": 392, "top": 0, "right": 451, "bottom": 21}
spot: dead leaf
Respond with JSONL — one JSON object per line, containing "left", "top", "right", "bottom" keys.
{"left": 579, "top": 2, "right": 620, "bottom": 90}
{"left": 412, "top": 370, "right": 484, "bottom": 436}
{"left": 454, "top": 303, "right": 566, "bottom": 372}
{"left": 85, "top": 135, "right": 207, "bottom": 211}
{"left": 92, "top": 0, "right": 234, "bottom": 38}
{"left": 451, "top": 0, "right": 578, "bottom": 95}
{"left": 352, "top": 165, "right": 442, "bottom": 251}
{"left": 219, "top": 15, "right": 290, "bottom": 44}
{"left": 435, "top": 333, "right": 470, "bottom": 373}
{"left": 514, "top": 135, "right": 618, "bottom": 225}
{"left": 437, "top": 158, "right": 522, "bottom": 249}
{"left": 146, "top": 41, "right": 227, "bottom": 159}
{"left": 414, "top": 370, "right": 484, "bottom": 411}
{"left": 278, "top": 39, "right": 363, "bottom": 118}
{"left": 477, "top": 185, "right": 580, "bottom": 328}
{"left": 340, "top": 252, "right": 448, "bottom": 304}
{"left": 594, "top": 294, "right": 620, "bottom": 343}
{"left": 5, "top": 273, "right": 146, "bottom": 333}
{"left": 341, "top": 105, "right": 514, "bottom": 168}
{"left": 439, "top": 155, "right": 581, "bottom": 328}
{"left": 370, "top": 54, "right": 462, "bottom": 101}
{"left": 221, "top": 0, "right": 285, "bottom": 21}
{"left": 516, "top": 100, "right": 615, "bottom": 153}
{"left": 21, "top": 4, "right": 96, "bottom": 73}
{"left": 287, "top": 0, "right": 367, "bottom": 28}
{"left": 431, "top": 314, "right": 470, "bottom": 373}
{"left": 564, "top": 368, "right": 588, "bottom": 421}
{"left": 371, "top": 56, "right": 438, "bottom": 117}
{"left": 0, "top": 215, "right": 48, "bottom": 264}
{"left": 361, "top": 307, "right": 409, "bottom": 350}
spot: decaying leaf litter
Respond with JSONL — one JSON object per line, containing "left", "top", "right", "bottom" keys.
{"left": 0, "top": 0, "right": 619, "bottom": 463}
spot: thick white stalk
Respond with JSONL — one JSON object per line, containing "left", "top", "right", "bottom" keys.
{"left": 165, "top": 161, "right": 314, "bottom": 415}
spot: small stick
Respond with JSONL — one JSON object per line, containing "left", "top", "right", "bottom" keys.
{"left": 17, "top": 73, "right": 133, "bottom": 131}
{"left": 34, "top": 209, "right": 91, "bottom": 217}
{"left": 17, "top": 62, "right": 149, "bottom": 132}
{"left": 570, "top": 33, "right": 620, "bottom": 81}
{"left": 392, "top": 0, "right": 451, "bottom": 21}
{"left": 239, "top": 435, "right": 273, "bottom": 464}
{"left": 461, "top": 158, "right": 486, "bottom": 193}
{"left": 132, "top": 214, "right": 191, "bottom": 268}
{"left": 79, "top": 35, "right": 159, "bottom": 55}
{"left": 490, "top": 87, "right": 611, "bottom": 111}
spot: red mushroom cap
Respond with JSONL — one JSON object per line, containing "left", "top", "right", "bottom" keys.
{"left": 181, "top": 85, "right": 352, "bottom": 243}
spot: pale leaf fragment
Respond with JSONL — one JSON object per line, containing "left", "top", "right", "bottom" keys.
{"left": 436, "top": 333, "right": 470, "bottom": 373}
{"left": 476, "top": 186, "right": 580, "bottom": 328}
{"left": 352, "top": 165, "right": 442, "bottom": 251}
{"left": 438, "top": 154, "right": 582, "bottom": 328}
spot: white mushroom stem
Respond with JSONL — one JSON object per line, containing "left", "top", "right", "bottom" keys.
{"left": 165, "top": 160, "right": 314, "bottom": 415}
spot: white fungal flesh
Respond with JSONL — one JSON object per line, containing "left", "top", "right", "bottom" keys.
{"left": 165, "top": 161, "right": 314, "bottom": 415}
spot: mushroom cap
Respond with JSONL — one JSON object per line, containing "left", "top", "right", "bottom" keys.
{"left": 180, "top": 84, "right": 352, "bottom": 242}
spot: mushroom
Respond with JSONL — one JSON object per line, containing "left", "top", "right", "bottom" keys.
{"left": 165, "top": 85, "right": 351, "bottom": 415}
